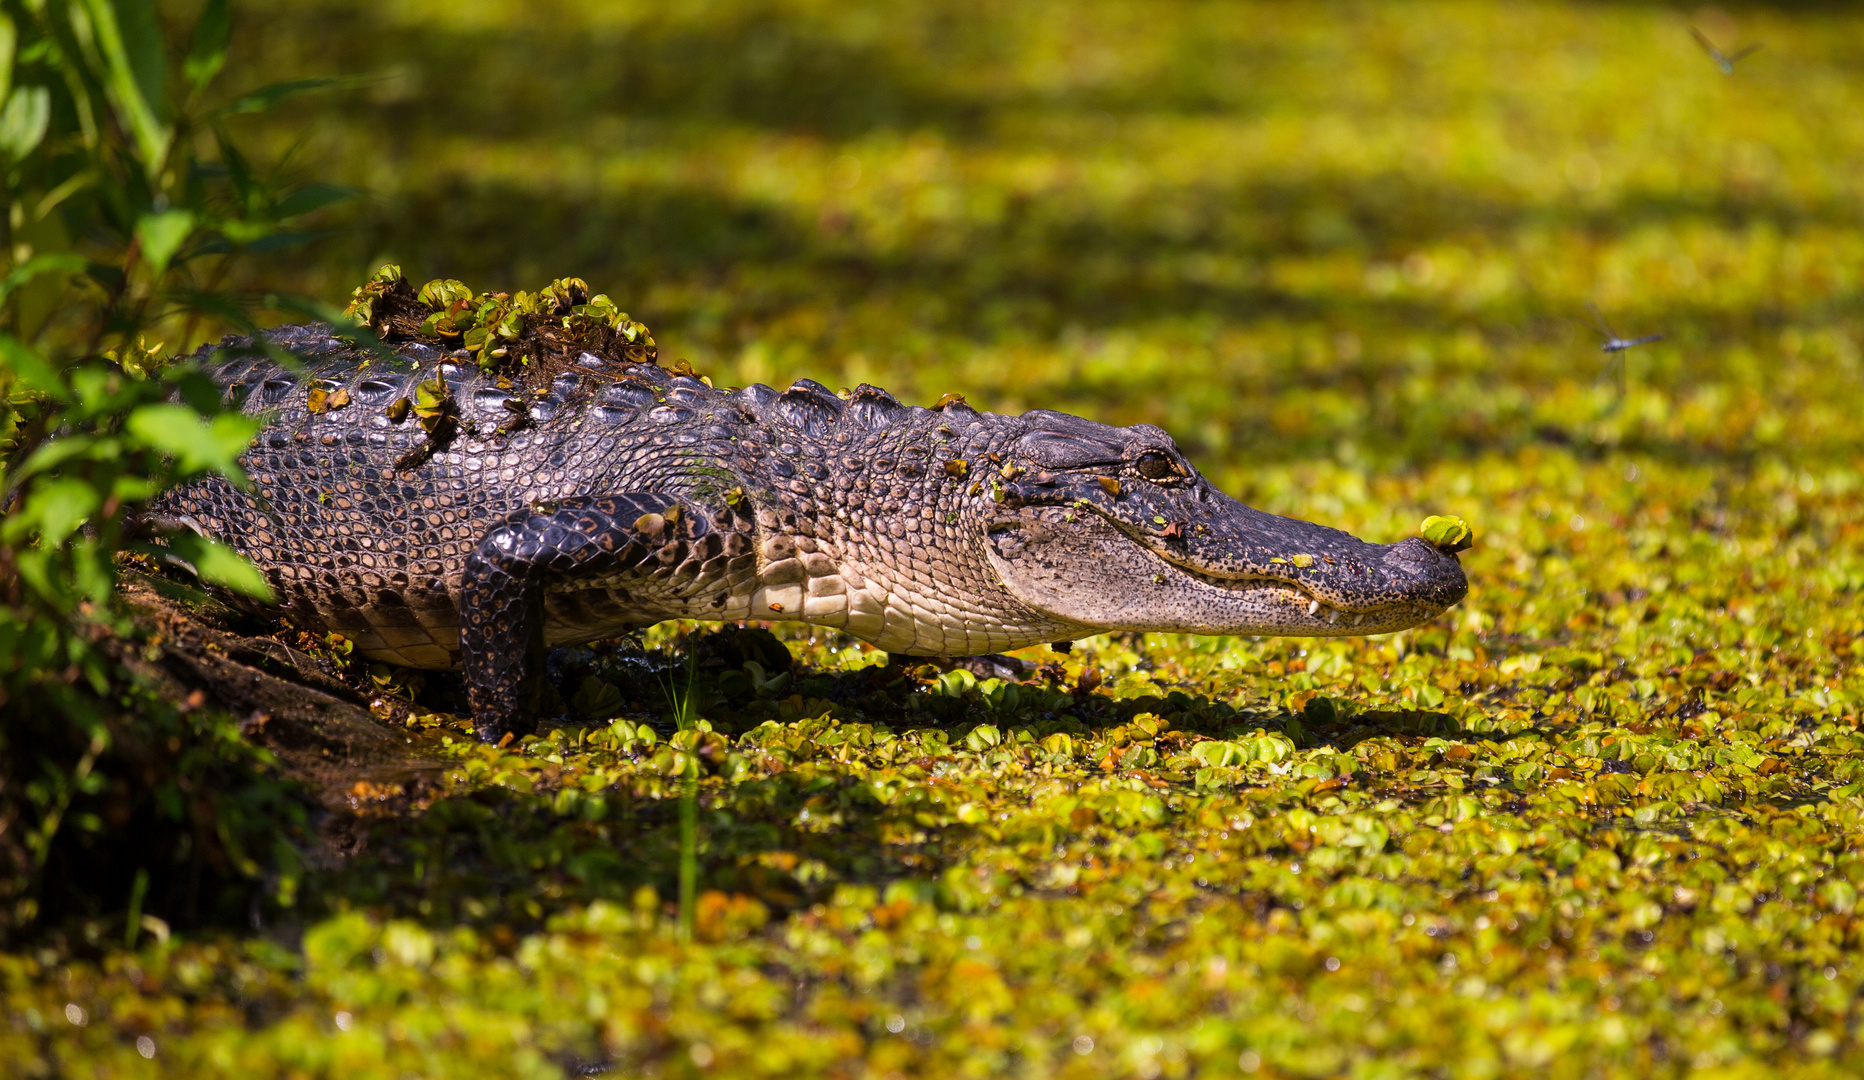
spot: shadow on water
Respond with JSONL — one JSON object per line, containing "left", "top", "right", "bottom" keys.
{"left": 246, "top": 0, "right": 1285, "bottom": 141}
{"left": 310, "top": 175, "right": 1843, "bottom": 468}
{"left": 245, "top": 1, "right": 1857, "bottom": 312}
{"left": 342, "top": 174, "right": 1855, "bottom": 322}
{"left": 219, "top": 2, "right": 1859, "bottom": 470}
{"left": 316, "top": 625, "right": 1508, "bottom": 933}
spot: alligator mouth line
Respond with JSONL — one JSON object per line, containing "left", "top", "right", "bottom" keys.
{"left": 1110, "top": 518, "right": 1415, "bottom": 629}
{"left": 990, "top": 504, "right": 1454, "bottom": 637}
{"left": 1190, "top": 574, "right": 1385, "bottom": 628}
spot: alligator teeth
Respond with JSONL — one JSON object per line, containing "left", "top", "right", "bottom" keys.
{"left": 1325, "top": 608, "right": 1340, "bottom": 625}
{"left": 1307, "top": 599, "right": 1321, "bottom": 616}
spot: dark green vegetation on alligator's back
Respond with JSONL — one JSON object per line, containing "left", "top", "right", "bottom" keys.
{"left": 150, "top": 314, "right": 1466, "bottom": 741}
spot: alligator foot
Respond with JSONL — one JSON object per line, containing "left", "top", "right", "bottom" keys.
{"left": 459, "top": 492, "right": 735, "bottom": 742}
{"left": 934, "top": 654, "right": 1036, "bottom": 682}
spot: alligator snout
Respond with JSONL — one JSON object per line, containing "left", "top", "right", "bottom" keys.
{"left": 1126, "top": 486, "right": 1468, "bottom": 620}
{"left": 986, "top": 492, "right": 1469, "bottom": 639}
{"left": 1376, "top": 537, "right": 1471, "bottom": 611}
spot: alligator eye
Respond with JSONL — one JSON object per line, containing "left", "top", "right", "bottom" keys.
{"left": 1134, "top": 451, "right": 1181, "bottom": 480}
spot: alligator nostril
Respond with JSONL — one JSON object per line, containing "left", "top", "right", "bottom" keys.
{"left": 1387, "top": 536, "right": 1459, "bottom": 571}
{"left": 1378, "top": 537, "right": 1470, "bottom": 604}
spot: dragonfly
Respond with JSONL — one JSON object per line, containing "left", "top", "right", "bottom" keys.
{"left": 1690, "top": 27, "right": 1762, "bottom": 75}
{"left": 1586, "top": 306, "right": 1662, "bottom": 407}
{"left": 1590, "top": 306, "right": 1664, "bottom": 354}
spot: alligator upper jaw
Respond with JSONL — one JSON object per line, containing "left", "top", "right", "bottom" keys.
{"left": 1112, "top": 490, "right": 1471, "bottom": 620}
{"left": 1144, "top": 533, "right": 1469, "bottom": 630}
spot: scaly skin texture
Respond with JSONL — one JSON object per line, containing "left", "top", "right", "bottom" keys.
{"left": 149, "top": 325, "right": 1469, "bottom": 740}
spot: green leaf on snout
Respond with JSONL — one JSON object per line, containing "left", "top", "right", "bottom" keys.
{"left": 150, "top": 531, "right": 275, "bottom": 602}
{"left": 1419, "top": 514, "right": 1475, "bottom": 553}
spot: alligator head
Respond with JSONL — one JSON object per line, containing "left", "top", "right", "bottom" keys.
{"left": 981, "top": 410, "right": 1468, "bottom": 638}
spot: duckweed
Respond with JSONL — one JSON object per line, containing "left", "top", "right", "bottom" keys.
{"left": 1420, "top": 516, "right": 1476, "bottom": 553}
{"left": 12, "top": 0, "right": 1864, "bottom": 1076}
{"left": 13, "top": 449, "right": 1864, "bottom": 1077}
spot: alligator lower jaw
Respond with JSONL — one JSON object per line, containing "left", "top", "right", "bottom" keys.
{"left": 1168, "top": 565, "right": 1438, "bottom": 636}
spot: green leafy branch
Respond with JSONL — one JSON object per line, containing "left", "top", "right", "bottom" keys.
{"left": 0, "top": 0, "right": 351, "bottom": 937}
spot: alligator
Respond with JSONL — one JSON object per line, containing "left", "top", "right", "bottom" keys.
{"left": 149, "top": 323, "right": 1469, "bottom": 742}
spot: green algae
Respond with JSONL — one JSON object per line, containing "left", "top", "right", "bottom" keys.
{"left": 15, "top": 454, "right": 1864, "bottom": 1078}
{"left": 12, "top": 1, "right": 1864, "bottom": 1077}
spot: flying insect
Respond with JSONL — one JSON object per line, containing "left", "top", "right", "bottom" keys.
{"left": 1690, "top": 27, "right": 1761, "bottom": 76}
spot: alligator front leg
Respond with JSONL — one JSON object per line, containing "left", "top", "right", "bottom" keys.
{"left": 459, "top": 493, "right": 717, "bottom": 742}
